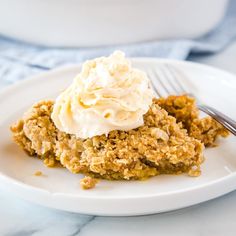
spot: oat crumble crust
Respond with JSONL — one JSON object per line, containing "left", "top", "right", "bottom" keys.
{"left": 10, "top": 95, "right": 229, "bottom": 188}
{"left": 157, "top": 95, "right": 229, "bottom": 146}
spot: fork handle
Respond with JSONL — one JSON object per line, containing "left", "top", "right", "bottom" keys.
{"left": 198, "top": 105, "right": 236, "bottom": 136}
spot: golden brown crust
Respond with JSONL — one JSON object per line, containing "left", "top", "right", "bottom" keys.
{"left": 189, "top": 117, "right": 229, "bottom": 147}
{"left": 10, "top": 120, "right": 36, "bottom": 156}
{"left": 10, "top": 97, "right": 204, "bottom": 181}
{"left": 156, "top": 95, "right": 229, "bottom": 146}
{"left": 11, "top": 100, "right": 60, "bottom": 167}
{"left": 10, "top": 95, "right": 229, "bottom": 189}
{"left": 156, "top": 95, "right": 198, "bottom": 129}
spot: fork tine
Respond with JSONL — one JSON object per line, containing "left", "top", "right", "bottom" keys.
{"left": 146, "top": 70, "right": 163, "bottom": 97}
{"left": 146, "top": 64, "right": 189, "bottom": 98}
{"left": 152, "top": 67, "right": 172, "bottom": 96}
{"left": 150, "top": 79, "right": 162, "bottom": 97}
{"left": 158, "top": 65, "right": 181, "bottom": 95}
{"left": 150, "top": 80, "right": 162, "bottom": 98}
{"left": 139, "top": 66, "right": 160, "bottom": 97}
{"left": 165, "top": 64, "right": 187, "bottom": 94}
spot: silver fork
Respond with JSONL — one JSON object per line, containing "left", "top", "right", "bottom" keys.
{"left": 147, "top": 64, "right": 236, "bottom": 136}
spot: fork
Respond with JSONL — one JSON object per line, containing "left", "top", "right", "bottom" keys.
{"left": 147, "top": 64, "right": 236, "bottom": 136}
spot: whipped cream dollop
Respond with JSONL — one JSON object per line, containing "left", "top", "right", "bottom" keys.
{"left": 51, "top": 51, "right": 154, "bottom": 139}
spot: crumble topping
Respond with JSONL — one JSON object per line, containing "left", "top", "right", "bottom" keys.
{"left": 80, "top": 176, "right": 99, "bottom": 190}
{"left": 10, "top": 95, "right": 229, "bottom": 189}
{"left": 34, "top": 171, "right": 43, "bottom": 176}
{"left": 157, "top": 95, "right": 229, "bottom": 146}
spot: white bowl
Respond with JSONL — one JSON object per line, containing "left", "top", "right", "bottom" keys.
{"left": 0, "top": 0, "right": 229, "bottom": 47}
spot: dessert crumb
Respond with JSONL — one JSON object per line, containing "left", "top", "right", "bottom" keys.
{"left": 34, "top": 170, "right": 43, "bottom": 176}
{"left": 80, "top": 176, "right": 99, "bottom": 190}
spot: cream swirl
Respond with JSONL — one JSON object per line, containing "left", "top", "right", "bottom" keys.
{"left": 51, "top": 51, "right": 154, "bottom": 139}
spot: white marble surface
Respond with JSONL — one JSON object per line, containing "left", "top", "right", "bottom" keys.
{"left": 1, "top": 40, "right": 236, "bottom": 236}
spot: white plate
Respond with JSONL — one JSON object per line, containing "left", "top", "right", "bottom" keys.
{"left": 0, "top": 59, "right": 236, "bottom": 216}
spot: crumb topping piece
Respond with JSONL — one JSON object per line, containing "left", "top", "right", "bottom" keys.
{"left": 157, "top": 95, "right": 229, "bottom": 146}
{"left": 80, "top": 176, "right": 99, "bottom": 190}
{"left": 34, "top": 171, "right": 43, "bottom": 176}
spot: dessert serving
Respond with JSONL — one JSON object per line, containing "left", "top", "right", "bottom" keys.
{"left": 10, "top": 51, "right": 229, "bottom": 189}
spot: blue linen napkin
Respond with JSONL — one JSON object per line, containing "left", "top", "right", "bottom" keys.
{"left": 0, "top": 0, "right": 236, "bottom": 87}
